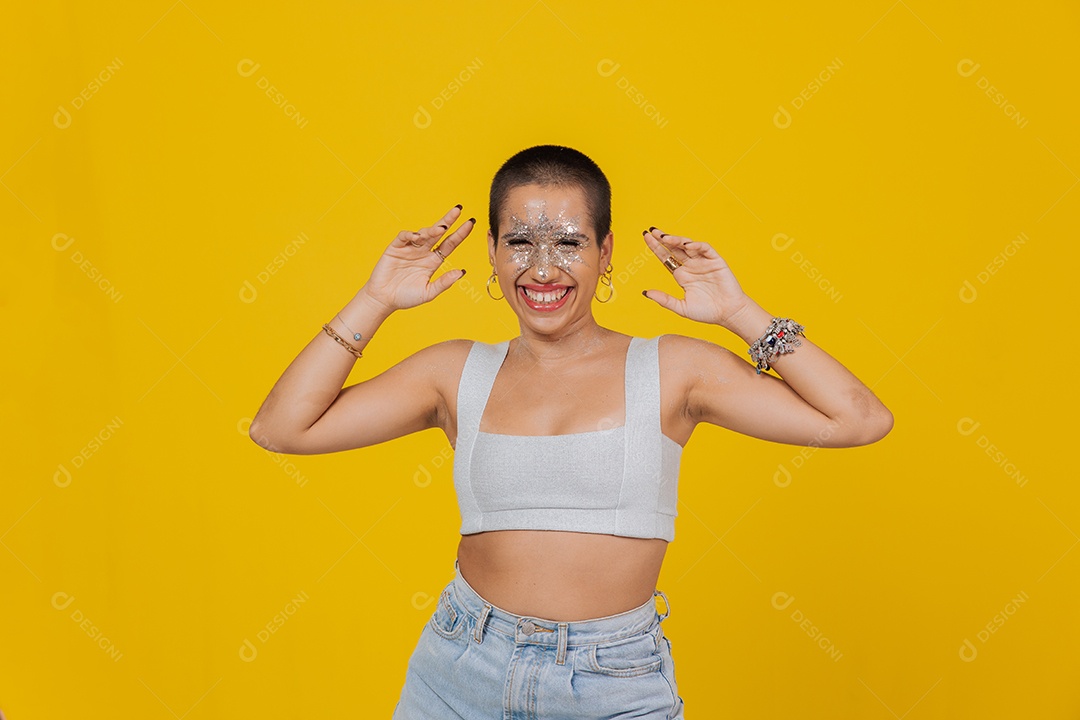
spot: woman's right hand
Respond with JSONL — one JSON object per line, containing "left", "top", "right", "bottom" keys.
{"left": 357, "top": 204, "right": 475, "bottom": 315}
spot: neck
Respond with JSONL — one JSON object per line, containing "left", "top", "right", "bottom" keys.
{"left": 513, "top": 313, "right": 611, "bottom": 361}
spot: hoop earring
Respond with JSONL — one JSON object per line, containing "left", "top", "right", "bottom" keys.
{"left": 594, "top": 264, "right": 615, "bottom": 303}
{"left": 486, "top": 271, "right": 504, "bottom": 300}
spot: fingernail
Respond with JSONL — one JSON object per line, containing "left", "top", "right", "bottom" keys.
{"left": 660, "top": 233, "right": 668, "bottom": 238}
{"left": 642, "top": 230, "right": 648, "bottom": 236}
{"left": 460, "top": 269, "right": 467, "bottom": 276}
{"left": 468, "top": 217, "right": 475, "bottom": 224}
{"left": 649, "top": 226, "right": 657, "bottom": 232}
{"left": 438, "top": 224, "right": 448, "bottom": 230}
{"left": 454, "top": 203, "right": 463, "bottom": 210}
{"left": 641, "top": 290, "right": 648, "bottom": 297}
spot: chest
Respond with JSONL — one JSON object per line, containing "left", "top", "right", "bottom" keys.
{"left": 477, "top": 358, "right": 627, "bottom": 437}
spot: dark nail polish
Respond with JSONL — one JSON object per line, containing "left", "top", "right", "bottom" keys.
{"left": 460, "top": 269, "right": 467, "bottom": 276}
{"left": 649, "top": 226, "right": 657, "bottom": 232}
{"left": 641, "top": 290, "right": 648, "bottom": 296}
{"left": 438, "top": 224, "right": 448, "bottom": 230}
{"left": 642, "top": 230, "right": 648, "bottom": 236}
{"left": 454, "top": 203, "right": 463, "bottom": 210}
{"left": 660, "top": 233, "right": 668, "bottom": 238}
{"left": 468, "top": 217, "right": 476, "bottom": 224}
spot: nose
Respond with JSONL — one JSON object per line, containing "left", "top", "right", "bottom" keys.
{"left": 532, "top": 245, "right": 555, "bottom": 281}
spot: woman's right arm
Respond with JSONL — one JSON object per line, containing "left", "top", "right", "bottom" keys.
{"left": 248, "top": 204, "right": 474, "bottom": 455}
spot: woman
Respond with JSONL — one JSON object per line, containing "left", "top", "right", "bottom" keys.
{"left": 249, "top": 145, "right": 893, "bottom": 718}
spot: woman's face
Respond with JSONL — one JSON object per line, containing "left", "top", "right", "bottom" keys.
{"left": 488, "top": 183, "right": 612, "bottom": 334}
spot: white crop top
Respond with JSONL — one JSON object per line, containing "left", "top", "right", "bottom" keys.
{"left": 451, "top": 335, "right": 682, "bottom": 542}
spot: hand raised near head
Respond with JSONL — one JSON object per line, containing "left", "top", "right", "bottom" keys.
{"left": 640, "top": 227, "right": 751, "bottom": 329}
{"left": 359, "top": 205, "right": 476, "bottom": 314}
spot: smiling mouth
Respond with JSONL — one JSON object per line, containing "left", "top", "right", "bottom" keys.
{"left": 519, "top": 285, "right": 572, "bottom": 310}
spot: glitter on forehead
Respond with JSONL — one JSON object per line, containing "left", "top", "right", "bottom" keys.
{"left": 505, "top": 201, "right": 584, "bottom": 237}
{"left": 499, "top": 200, "right": 593, "bottom": 279}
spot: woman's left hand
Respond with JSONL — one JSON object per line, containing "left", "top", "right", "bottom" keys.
{"left": 640, "top": 227, "right": 752, "bottom": 329}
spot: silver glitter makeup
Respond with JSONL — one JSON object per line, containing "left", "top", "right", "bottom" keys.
{"left": 499, "top": 200, "right": 593, "bottom": 281}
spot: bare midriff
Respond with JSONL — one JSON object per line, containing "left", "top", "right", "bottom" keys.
{"left": 455, "top": 529, "right": 668, "bottom": 622}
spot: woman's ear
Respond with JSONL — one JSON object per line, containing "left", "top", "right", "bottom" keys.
{"left": 600, "top": 231, "right": 614, "bottom": 268}
{"left": 487, "top": 229, "right": 496, "bottom": 266}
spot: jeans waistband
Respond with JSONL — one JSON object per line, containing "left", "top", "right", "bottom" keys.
{"left": 451, "top": 559, "right": 671, "bottom": 648}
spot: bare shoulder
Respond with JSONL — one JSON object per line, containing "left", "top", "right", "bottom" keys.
{"left": 412, "top": 337, "right": 475, "bottom": 363}
{"left": 408, "top": 337, "right": 474, "bottom": 396}
{"left": 657, "top": 333, "right": 750, "bottom": 425}
{"left": 407, "top": 338, "right": 475, "bottom": 437}
{"left": 657, "top": 332, "right": 745, "bottom": 380}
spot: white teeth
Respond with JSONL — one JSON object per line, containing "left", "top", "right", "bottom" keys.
{"left": 522, "top": 287, "right": 570, "bottom": 304}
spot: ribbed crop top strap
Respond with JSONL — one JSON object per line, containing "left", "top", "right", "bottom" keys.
{"left": 616, "top": 335, "right": 665, "bottom": 537}
{"left": 453, "top": 339, "right": 513, "bottom": 526}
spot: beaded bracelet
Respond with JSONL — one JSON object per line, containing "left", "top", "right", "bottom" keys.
{"left": 748, "top": 317, "right": 805, "bottom": 374}
{"left": 322, "top": 322, "right": 363, "bottom": 359}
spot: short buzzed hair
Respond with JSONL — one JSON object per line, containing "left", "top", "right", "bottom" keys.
{"left": 488, "top": 145, "right": 612, "bottom": 244}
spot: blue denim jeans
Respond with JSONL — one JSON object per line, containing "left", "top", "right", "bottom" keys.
{"left": 392, "top": 559, "right": 685, "bottom": 719}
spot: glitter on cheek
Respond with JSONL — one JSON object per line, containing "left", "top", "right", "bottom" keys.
{"left": 553, "top": 244, "right": 589, "bottom": 274}
{"left": 505, "top": 245, "right": 535, "bottom": 276}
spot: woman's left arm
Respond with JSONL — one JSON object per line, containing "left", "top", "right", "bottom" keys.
{"left": 641, "top": 227, "right": 893, "bottom": 448}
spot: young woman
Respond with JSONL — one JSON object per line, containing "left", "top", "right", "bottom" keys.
{"left": 249, "top": 145, "right": 893, "bottom": 718}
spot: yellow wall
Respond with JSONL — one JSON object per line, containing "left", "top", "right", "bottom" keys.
{"left": 4, "top": 2, "right": 1077, "bottom": 717}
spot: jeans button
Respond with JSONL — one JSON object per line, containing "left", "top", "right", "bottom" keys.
{"left": 521, "top": 620, "right": 535, "bottom": 635}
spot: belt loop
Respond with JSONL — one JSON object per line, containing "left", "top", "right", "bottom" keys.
{"left": 555, "top": 623, "right": 568, "bottom": 665}
{"left": 654, "top": 589, "right": 671, "bottom": 621}
{"left": 473, "top": 603, "right": 491, "bottom": 644}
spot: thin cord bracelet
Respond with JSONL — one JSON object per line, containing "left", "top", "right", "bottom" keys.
{"left": 335, "top": 313, "right": 364, "bottom": 342}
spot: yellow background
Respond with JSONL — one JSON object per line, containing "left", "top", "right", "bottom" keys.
{"left": 3, "top": 1, "right": 1077, "bottom": 717}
